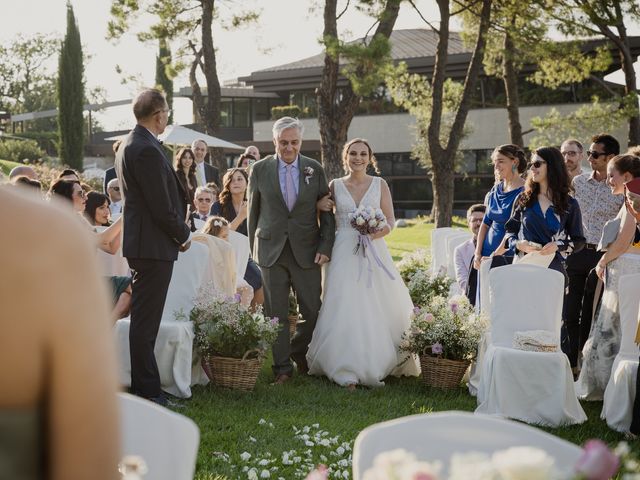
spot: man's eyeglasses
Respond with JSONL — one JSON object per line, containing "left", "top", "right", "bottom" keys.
{"left": 196, "top": 197, "right": 212, "bottom": 203}
{"left": 587, "top": 150, "right": 607, "bottom": 159}
{"left": 528, "top": 160, "right": 546, "bottom": 169}
{"left": 561, "top": 151, "right": 579, "bottom": 157}
{"left": 74, "top": 189, "right": 86, "bottom": 198}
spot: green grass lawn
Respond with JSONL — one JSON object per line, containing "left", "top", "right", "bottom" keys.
{"left": 169, "top": 221, "right": 632, "bottom": 480}
{"left": 0, "top": 158, "right": 21, "bottom": 176}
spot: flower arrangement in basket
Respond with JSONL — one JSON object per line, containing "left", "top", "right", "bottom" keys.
{"left": 360, "top": 438, "right": 633, "bottom": 480}
{"left": 397, "top": 249, "right": 452, "bottom": 306}
{"left": 191, "top": 291, "right": 279, "bottom": 391}
{"left": 400, "top": 295, "right": 487, "bottom": 388}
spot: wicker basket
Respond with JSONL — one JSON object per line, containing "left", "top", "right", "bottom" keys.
{"left": 201, "top": 350, "right": 263, "bottom": 391}
{"left": 419, "top": 355, "right": 470, "bottom": 389}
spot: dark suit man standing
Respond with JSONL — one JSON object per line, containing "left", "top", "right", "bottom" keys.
{"left": 115, "top": 89, "right": 191, "bottom": 404}
{"left": 248, "top": 117, "right": 335, "bottom": 384}
{"left": 192, "top": 139, "right": 220, "bottom": 188}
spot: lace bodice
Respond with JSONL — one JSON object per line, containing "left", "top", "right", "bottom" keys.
{"left": 334, "top": 177, "right": 381, "bottom": 230}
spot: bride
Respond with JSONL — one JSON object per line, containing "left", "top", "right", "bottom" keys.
{"left": 306, "top": 138, "right": 420, "bottom": 388}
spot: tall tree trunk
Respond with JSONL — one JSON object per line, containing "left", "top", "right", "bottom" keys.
{"left": 317, "top": 0, "right": 400, "bottom": 181}
{"left": 503, "top": 29, "right": 523, "bottom": 147}
{"left": 429, "top": 0, "right": 492, "bottom": 227}
{"left": 618, "top": 36, "right": 640, "bottom": 146}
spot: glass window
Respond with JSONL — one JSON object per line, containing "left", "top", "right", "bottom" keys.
{"left": 233, "top": 98, "right": 251, "bottom": 128}
{"left": 220, "top": 98, "right": 232, "bottom": 128}
{"left": 254, "top": 99, "right": 270, "bottom": 122}
{"left": 476, "top": 149, "right": 494, "bottom": 174}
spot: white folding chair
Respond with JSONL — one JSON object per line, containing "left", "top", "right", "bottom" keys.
{"left": 118, "top": 393, "right": 199, "bottom": 480}
{"left": 352, "top": 411, "right": 583, "bottom": 479}
{"left": 114, "top": 242, "right": 211, "bottom": 398}
{"left": 468, "top": 258, "right": 493, "bottom": 397}
{"left": 431, "top": 227, "right": 462, "bottom": 276}
{"left": 446, "top": 231, "right": 473, "bottom": 280}
{"left": 476, "top": 264, "right": 586, "bottom": 427}
{"left": 602, "top": 273, "right": 640, "bottom": 433}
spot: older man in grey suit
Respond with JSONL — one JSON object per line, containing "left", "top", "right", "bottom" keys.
{"left": 248, "top": 117, "right": 335, "bottom": 384}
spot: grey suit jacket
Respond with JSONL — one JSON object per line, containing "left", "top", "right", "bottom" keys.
{"left": 247, "top": 155, "right": 335, "bottom": 268}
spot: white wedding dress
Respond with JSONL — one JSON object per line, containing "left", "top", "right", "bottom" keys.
{"left": 306, "top": 177, "right": 420, "bottom": 387}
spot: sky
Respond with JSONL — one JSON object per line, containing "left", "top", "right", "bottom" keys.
{"left": 0, "top": 0, "right": 442, "bottom": 130}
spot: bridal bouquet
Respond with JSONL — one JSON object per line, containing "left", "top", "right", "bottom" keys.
{"left": 348, "top": 205, "right": 395, "bottom": 284}
{"left": 400, "top": 295, "right": 486, "bottom": 361}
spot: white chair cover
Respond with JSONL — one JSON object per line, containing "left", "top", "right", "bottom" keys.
{"left": 431, "top": 227, "right": 461, "bottom": 275}
{"left": 602, "top": 273, "right": 640, "bottom": 433}
{"left": 469, "top": 259, "right": 493, "bottom": 397}
{"left": 118, "top": 393, "right": 199, "bottom": 480}
{"left": 476, "top": 264, "right": 587, "bottom": 426}
{"left": 95, "top": 226, "right": 129, "bottom": 276}
{"left": 446, "top": 232, "right": 473, "bottom": 279}
{"left": 352, "top": 411, "right": 583, "bottom": 480}
{"left": 114, "top": 242, "right": 211, "bottom": 398}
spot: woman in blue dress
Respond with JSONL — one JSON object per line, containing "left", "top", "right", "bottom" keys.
{"left": 474, "top": 144, "right": 526, "bottom": 270}
{"left": 503, "top": 146, "right": 585, "bottom": 277}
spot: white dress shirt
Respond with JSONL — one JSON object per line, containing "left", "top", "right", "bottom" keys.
{"left": 110, "top": 201, "right": 122, "bottom": 215}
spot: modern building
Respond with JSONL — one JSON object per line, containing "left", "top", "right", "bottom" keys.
{"left": 174, "top": 29, "right": 640, "bottom": 214}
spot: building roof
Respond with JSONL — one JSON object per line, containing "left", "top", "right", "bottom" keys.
{"left": 253, "top": 29, "right": 470, "bottom": 74}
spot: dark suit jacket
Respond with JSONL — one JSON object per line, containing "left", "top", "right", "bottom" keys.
{"left": 103, "top": 167, "right": 117, "bottom": 194}
{"left": 247, "top": 154, "right": 335, "bottom": 268}
{"left": 203, "top": 162, "right": 220, "bottom": 187}
{"left": 115, "top": 125, "right": 190, "bottom": 261}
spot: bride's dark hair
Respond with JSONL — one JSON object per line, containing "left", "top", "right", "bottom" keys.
{"left": 342, "top": 138, "right": 380, "bottom": 174}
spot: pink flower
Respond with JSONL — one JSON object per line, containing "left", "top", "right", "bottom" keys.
{"left": 424, "top": 313, "right": 434, "bottom": 323}
{"left": 574, "top": 440, "right": 619, "bottom": 480}
{"left": 413, "top": 307, "right": 421, "bottom": 315}
{"left": 431, "top": 343, "right": 443, "bottom": 355}
{"left": 305, "top": 465, "right": 328, "bottom": 480}
{"left": 450, "top": 302, "right": 459, "bottom": 314}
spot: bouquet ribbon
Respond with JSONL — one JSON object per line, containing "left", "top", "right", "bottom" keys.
{"left": 356, "top": 234, "right": 395, "bottom": 287}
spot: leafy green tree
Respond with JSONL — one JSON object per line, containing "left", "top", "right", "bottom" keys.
{"left": 545, "top": 0, "right": 640, "bottom": 146}
{"left": 387, "top": 0, "right": 492, "bottom": 227}
{"left": 108, "top": 0, "right": 258, "bottom": 172}
{"left": 57, "top": 1, "right": 85, "bottom": 170}
{"left": 155, "top": 37, "right": 174, "bottom": 124}
{"left": 316, "top": 0, "right": 401, "bottom": 181}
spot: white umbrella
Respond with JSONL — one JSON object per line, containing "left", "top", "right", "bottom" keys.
{"left": 105, "top": 124, "right": 245, "bottom": 150}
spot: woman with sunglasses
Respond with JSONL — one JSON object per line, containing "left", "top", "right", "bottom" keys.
{"left": 211, "top": 167, "right": 264, "bottom": 308}
{"left": 577, "top": 154, "right": 640, "bottom": 402}
{"left": 174, "top": 147, "right": 197, "bottom": 207}
{"left": 474, "top": 144, "right": 526, "bottom": 270}
{"left": 503, "top": 146, "right": 585, "bottom": 275}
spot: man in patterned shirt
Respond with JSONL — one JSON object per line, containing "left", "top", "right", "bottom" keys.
{"left": 563, "top": 133, "right": 624, "bottom": 374}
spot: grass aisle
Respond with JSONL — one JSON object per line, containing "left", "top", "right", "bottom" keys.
{"left": 170, "top": 219, "right": 631, "bottom": 479}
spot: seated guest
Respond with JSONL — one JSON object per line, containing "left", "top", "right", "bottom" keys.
{"left": 577, "top": 154, "right": 640, "bottom": 400}
{"left": 49, "top": 179, "right": 131, "bottom": 320}
{"left": 0, "top": 186, "right": 120, "bottom": 480}
{"left": 244, "top": 145, "right": 260, "bottom": 161}
{"left": 503, "top": 146, "right": 585, "bottom": 276}
{"left": 211, "top": 168, "right": 264, "bottom": 308}
{"left": 106, "top": 178, "right": 122, "bottom": 216}
{"left": 236, "top": 153, "right": 256, "bottom": 169}
{"left": 174, "top": 147, "right": 197, "bottom": 207}
{"left": 103, "top": 139, "right": 121, "bottom": 193}
{"left": 57, "top": 168, "right": 80, "bottom": 182}
{"left": 9, "top": 165, "right": 38, "bottom": 181}
{"left": 84, "top": 191, "right": 112, "bottom": 227}
{"left": 190, "top": 186, "right": 215, "bottom": 230}
{"left": 11, "top": 175, "right": 42, "bottom": 193}
{"left": 206, "top": 182, "right": 220, "bottom": 203}
{"left": 454, "top": 204, "right": 486, "bottom": 305}
{"left": 201, "top": 216, "right": 253, "bottom": 305}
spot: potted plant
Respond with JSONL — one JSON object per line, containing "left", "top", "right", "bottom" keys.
{"left": 191, "top": 293, "right": 279, "bottom": 391}
{"left": 397, "top": 249, "right": 452, "bottom": 306}
{"left": 401, "top": 295, "right": 487, "bottom": 388}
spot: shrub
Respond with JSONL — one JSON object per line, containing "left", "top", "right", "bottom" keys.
{"left": 0, "top": 139, "right": 45, "bottom": 163}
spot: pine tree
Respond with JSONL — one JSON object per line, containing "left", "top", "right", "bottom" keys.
{"left": 57, "top": 1, "right": 84, "bottom": 170}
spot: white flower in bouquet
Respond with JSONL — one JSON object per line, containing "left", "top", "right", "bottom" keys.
{"left": 356, "top": 216, "right": 366, "bottom": 226}
{"left": 449, "top": 452, "right": 497, "bottom": 480}
{"left": 491, "top": 447, "right": 557, "bottom": 480}
{"left": 363, "top": 449, "right": 441, "bottom": 480}
{"left": 368, "top": 218, "right": 378, "bottom": 228}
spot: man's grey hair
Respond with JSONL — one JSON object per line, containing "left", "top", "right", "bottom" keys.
{"left": 272, "top": 116, "right": 304, "bottom": 139}
{"left": 191, "top": 139, "right": 208, "bottom": 149}
{"left": 107, "top": 178, "right": 120, "bottom": 189}
{"left": 195, "top": 186, "right": 214, "bottom": 198}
